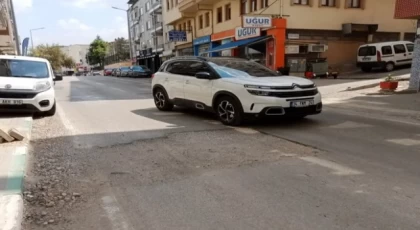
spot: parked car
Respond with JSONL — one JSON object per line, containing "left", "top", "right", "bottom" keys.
{"left": 92, "top": 71, "right": 101, "bottom": 76}
{"left": 111, "top": 68, "right": 118, "bottom": 76}
{"left": 118, "top": 67, "right": 131, "bottom": 77}
{"left": 129, "top": 65, "right": 153, "bottom": 78}
{"left": 104, "top": 69, "right": 113, "bottom": 76}
{"left": 357, "top": 41, "right": 414, "bottom": 72}
{"left": 151, "top": 56, "right": 322, "bottom": 126}
{"left": 0, "top": 55, "right": 62, "bottom": 116}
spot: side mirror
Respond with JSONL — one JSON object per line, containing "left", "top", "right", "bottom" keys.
{"left": 54, "top": 74, "right": 63, "bottom": 81}
{"left": 195, "top": 72, "right": 211, "bottom": 79}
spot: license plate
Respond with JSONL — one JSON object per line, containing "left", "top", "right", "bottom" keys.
{"left": 1, "top": 100, "right": 23, "bottom": 105}
{"left": 362, "top": 57, "right": 371, "bottom": 61}
{"left": 291, "top": 100, "right": 314, "bottom": 108}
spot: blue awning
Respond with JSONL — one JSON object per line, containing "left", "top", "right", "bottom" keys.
{"left": 202, "top": 36, "right": 269, "bottom": 54}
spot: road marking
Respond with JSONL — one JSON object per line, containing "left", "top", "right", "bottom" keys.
{"left": 328, "top": 121, "right": 372, "bottom": 129}
{"left": 300, "top": 156, "right": 364, "bottom": 176}
{"left": 387, "top": 138, "right": 420, "bottom": 146}
{"left": 101, "top": 196, "right": 134, "bottom": 230}
{"left": 57, "top": 103, "right": 75, "bottom": 134}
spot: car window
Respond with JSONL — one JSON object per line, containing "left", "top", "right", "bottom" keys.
{"left": 132, "top": 66, "right": 144, "bottom": 71}
{"left": 381, "top": 46, "right": 393, "bottom": 55}
{"left": 358, "top": 46, "right": 376, "bottom": 56}
{"left": 121, "top": 67, "right": 130, "bottom": 71}
{"left": 139, "top": 65, "right": 151, "bottom": 71}
{"left": 166, "top": 62, "right": 187, "bottom": 75}
{"left": 406, "top": 43, "right": 414, "bottom": 52}
{"left": 0, "top": 59, "right": 50, "bottom": 78}
{"left": 209, "top": 59, "right": 277, "bottom": 77}
{"left": 184, "top": 61, "right": 211, "bottom": 77}
{"left": 393, "top": 44, "right": 406, "bottom": 54}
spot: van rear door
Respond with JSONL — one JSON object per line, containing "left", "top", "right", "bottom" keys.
{"left": 357, "top": 46, "right": 377, "bottom": 63}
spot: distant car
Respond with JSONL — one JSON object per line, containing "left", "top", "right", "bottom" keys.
{"left": 75, "top": 72, "right": 82, "bottom": 76}
{"left": 93, "top": 71, "right": 101, "bottom": 76}
{"left": 129, "top": 65, "right": 152, "bottom": 78}
{"left": 111, "top": 68, "right": 117, "bottom": 76}
{"left": 104, "top": 69, "right": 113, "bottom": 76}
{"left": 119, "top": 67, "right": 131, "bottom": 77}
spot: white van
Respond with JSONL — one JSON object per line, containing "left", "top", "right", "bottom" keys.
{"left": 357, "top": 41, "right": 414, "bottom": 72}
{"left": 0, "top": 55, "right": 62, "bottom": 116}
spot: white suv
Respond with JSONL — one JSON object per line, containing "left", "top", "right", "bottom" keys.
{"left": 0, "top": 55, "right": 62, "bottom": 116}
{"left": 152, "top": 57, "right": 322, "bottom": 125}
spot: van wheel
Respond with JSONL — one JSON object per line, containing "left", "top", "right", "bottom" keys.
{"left": 385, "top": 62, "right": 395, "bottom": 72}
{"left": 361, "top": 67, "right": 372, "bottom": 72}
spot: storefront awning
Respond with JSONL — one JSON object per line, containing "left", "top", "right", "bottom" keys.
{"left": 202, "top": 36, "right": 269, "bottom": 54}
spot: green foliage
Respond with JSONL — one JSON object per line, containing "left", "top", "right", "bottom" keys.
{"left": 87, "top": 36, "right": 108, "bottom": 67}
{"left": 113, "top": 37, "right": 129, "bottom": 59}
{"left": 384, "top": 74, "right": 396, "bottom": 82}
{"left": 31, "top": 44, "right": 74, "bottom": 70}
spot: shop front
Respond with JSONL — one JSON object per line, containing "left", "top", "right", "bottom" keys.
{"left": 193, "top": 35, "right": 212, "bottom": 57}
{"left": 202, "top": 18, "right": 286, "bottom": 71}
{"left": 210, "top": 29, "right": 236, "bottom": 57}
{"left": 137, "top": 48, "right": 161, "bottom": 72}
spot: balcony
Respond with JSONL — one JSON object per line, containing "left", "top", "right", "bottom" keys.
{"left": 151, "top": 22, "right": 163, "bottom": 35}
{"left": 178, "top": 0, "right": 197, "bottom": 13}
{"left": 127, "top": 0, "right": 139, "bottom": 4}
{"left": 148, "top": 0, "right": 162, "bottom": 14}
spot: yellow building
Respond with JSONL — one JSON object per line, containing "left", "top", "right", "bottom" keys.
{"left": 163, "top": 0, "right": 417, "bottom": 72}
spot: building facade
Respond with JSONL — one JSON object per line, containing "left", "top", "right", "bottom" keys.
{"left": 162, "top": 0, "right": 417, "bottom": 72}
{"left": 59, "top": 44, "right": 90, "bottom": 67}
{"left": 0, "top": 0, "right": 19, "bottom": 55}
{"left": 128, "top": 0, "right": 165, "bottom": 72}
{"left": 395, "top": 0, "right": 420, "bottom": 91}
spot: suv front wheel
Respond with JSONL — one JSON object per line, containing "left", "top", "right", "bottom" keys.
{"left": 154, "top": 88, "right": 173, "bottom": 111}
{"left": 216, "top": 96, "right": 243, "bottom": 126}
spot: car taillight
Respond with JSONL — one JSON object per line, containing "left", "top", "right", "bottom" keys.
{"left": 377, "top": 51, "right": 381, "bottom": 62}
{"left": 151, "top": 74, "right": 154, "bottom": 78}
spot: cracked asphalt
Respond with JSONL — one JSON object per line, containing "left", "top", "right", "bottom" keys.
{"left": 22, "top": 75, "right": 420, "bottom": 230}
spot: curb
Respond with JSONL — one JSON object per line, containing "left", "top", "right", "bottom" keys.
{"left": 0, "top": 117, "right": 33, "bottom": 230}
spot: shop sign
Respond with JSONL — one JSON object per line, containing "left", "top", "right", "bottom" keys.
{"left": 235, "top": 27, "right": 261, "bottom": 40}
{"left": 242, "top": 16, "right": 272, "bottom": 28}
{"left": 285, "top": 45, "right": 299, "bottom": 54}
{"left": 193, "top": 35, "right": 211, "bottom": 45}
{"left": 288, "top": 33, "right": 299, "bottom": 39}
{"left": 168, "top": 30, "right": 187, "bottom": 42}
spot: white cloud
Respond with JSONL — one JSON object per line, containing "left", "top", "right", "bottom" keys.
{"left": 58, "top": 18, "right": 92, "bottom": 31}
{"left": 13, "top": 0, "right": 33, "bottom": 12}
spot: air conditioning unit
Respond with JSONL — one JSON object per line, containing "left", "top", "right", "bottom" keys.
{"left": 308, "top": 44, "right": 328, "bottom": 52}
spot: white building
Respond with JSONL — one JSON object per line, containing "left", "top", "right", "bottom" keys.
{"left": 60, "top": 44, "right": 90, "bottom": 66}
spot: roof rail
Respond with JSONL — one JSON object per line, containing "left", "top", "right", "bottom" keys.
{"left": 170, "top": 56, "right": 207, "bottom": 61}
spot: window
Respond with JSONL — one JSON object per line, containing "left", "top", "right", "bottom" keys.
{"left": 406, "top": 43, "right": 414, "bottom": 52}
{"left": 293, "top": 0, "right": 309, "bottom": 5}
{"left": 260, "top": 0, "right": 268, "bottom": 9}
{"left": 146, "top": 2, "right": 151, "bottom": 11}
{"left": 205, "top": 12, "right": 210, "bottom": 27}
{"left": 358, "top": 46, "right": 376, "bottom": 56}
{"left": 166, "top": 0, "right": 170, "bottom": 10}
{"left": 147, "top": 21, "right": 152, "bottom": 30}
{"left": 148, "top": 39, "right": 153, "bottom": 46}
{"left": 381, "top": 46, "right": 393, "bottom": 55}
{"left": 393, "top": 44, "right": 406, "bottom": 54}
{"left": 183, "top": 22, "right": 187, "bottom": 31}
{"left": 140, "top": 7, "right": 144, "bottom": 15}
{"left": 240, "top": 0, "right": 247, "bottom": 15}
{"left": 217, "top": 7, "right": 223, "bottom": 23}
{"left": 187, "top": 20, "right": 191, "bottom": 33}
{"left": 178, "top": 24, "right": 182, "bottom": 31}
{"left": 250, "top": 0, "right": 257, "bottom": 12}
{"left": 346, "top": 0, "right": 361, "bottom": 8}
{"left": 199, "top": 15, "right": 203, "bottom": 29}
{"left": 185, "top": 62, "right": 211, "bottom": 77}
{"left": 225, "top": 4, "right": 231, "bottom": 20}
{"left": 0, "top": 59, "right": 49, "bottom": 78}
{"left": 320, "top": 0, "right": 335, "bottom": 6}
{"left": 141, "top": 24, "right": 145, "bottom": 32}
{"left": 166, "top": 62, "right": 187, "bottom": 75}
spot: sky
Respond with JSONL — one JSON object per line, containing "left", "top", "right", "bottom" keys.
{"left": 13, "top": 0, "right": 129, "bottom": 47}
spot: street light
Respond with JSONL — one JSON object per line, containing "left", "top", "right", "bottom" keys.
{"left": 30, "top": 27, "right": 45, "bottom": 51}
{"left": 111, "top": 6, "right": 133, "bottom": 60}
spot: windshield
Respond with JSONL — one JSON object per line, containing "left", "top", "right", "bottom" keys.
{"left": 132, "top": 66, "right": 147, "bottom": 71}
{"left": 208, "top": 62, "right": 251, "bottom": 78}
{"left": 0, "top": 59, "right": 50, "bottom": 78}
{"left": 208, "top": 59, "right": 278, "bottom": 77}
{"left": 121, "top": 67, "right": 130, "bottom": 71}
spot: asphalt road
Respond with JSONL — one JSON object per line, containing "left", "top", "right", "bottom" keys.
{"left": 23, "top": 75, "right": 420, "bottom": 230}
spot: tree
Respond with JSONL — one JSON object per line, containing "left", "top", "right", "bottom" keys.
{"left": 31, "top": 44, "right": 73, "bottom": 70}
{"left": 113, "top": 37, "right": 129, "bottom": 61}
{"left": 87, "top": 36, "right": 108, "bottom": 67}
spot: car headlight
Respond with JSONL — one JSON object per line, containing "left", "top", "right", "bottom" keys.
{"left": 247, "top": 90, "right": 270, "bottom": 96}
{"left": 33, "top": 81, "right": 51, "bottom": 92}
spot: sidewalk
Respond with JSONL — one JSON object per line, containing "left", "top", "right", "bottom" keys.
{"left": 0, "top": 117, "right": 33, "bottom": 230}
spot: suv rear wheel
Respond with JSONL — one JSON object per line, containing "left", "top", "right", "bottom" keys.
{"left": 216, "top": 96, "right": 243, "bottom": 126}
{"left": 154, "top": 88, "right": 173, "bottom": 111}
